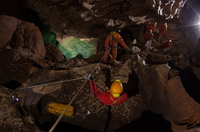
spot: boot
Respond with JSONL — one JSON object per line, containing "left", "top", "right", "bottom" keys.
{"left": 113, "top": 61, "right": 122, "bottom": 66}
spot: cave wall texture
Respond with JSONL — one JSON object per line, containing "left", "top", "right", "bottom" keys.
{"left": 0, "top": 0, "right": 200, "bottom": 132}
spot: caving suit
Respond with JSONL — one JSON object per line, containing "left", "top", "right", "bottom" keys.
{"left": 145, "top": 22, "right": 152, "bottom": 31}
{"left": 161, "top": 41, "right": 172, "bottom": 48}
{"left": 103, "top": 34, "right": 128, "bottom": 63}
{"left": 89, "top": 80, "right": 128, "bottom": 105}
{"left": 150, "top": 25, "right": 157, "bottom": 33}
{"left": 142, "top": 30, "right": 154, "bottom": 44}
{"left": 158, "top": 24, "right": 168, "bottom": 37}
{"left": 146, "top": 23, "right": 157, "bottom": 33}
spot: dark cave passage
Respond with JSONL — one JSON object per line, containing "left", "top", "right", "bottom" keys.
{"left": 0, "top": 0, "right": 26, "bottom": 20}
{"left": 2, "top": 80, "right": 22, "bottom": 90}
{"left": 37, "top": 121, "right": 100, "bottom": 132}
{"left": 114, "top": 111, "right": 172, "bottom": 132}
{"left": 36, "top": 111, "right": 172, "bottom": 132}
{"left": 123, "top": 71, "right": 139, "bottom": 97}
{"left": 179, "top": 67, "right": 200, "bottom": 104}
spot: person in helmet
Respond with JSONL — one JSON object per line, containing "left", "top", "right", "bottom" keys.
{"left": 145, "top": 22, "right": 157, "bottom": 33}
{"left": 103, "top": 31, "right": 131, "bottom": 66}
{"left": 158, "top": 22, "right": 168, "bottom": 38}
{"left": 89, "top": 76, "right": 128, "bottom": 105}
{"left": 161, "top": 39, "right": 172, "bottom": 48}
{"left": 142, "top": 30, "right": 154, "bottom": 44}
{"left": 151, "top": 22, "right": 158, "bottom": 33}
{"left": 145, "top": 22, "right": 152, "bottom": 31}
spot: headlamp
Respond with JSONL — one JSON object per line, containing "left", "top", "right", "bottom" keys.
{"left": 113, "top": 93, "right": 120, "bottom": 98}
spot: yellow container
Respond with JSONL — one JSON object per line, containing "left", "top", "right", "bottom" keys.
{"left": 47, "top": 103, "right": 74, "bottom": 117}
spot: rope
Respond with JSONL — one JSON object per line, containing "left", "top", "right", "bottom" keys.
{"left": 15, "top": 49, "right": 109, "bottom": 91}
{"left": 49, "top": 79, "right": 88, "bottom": 132}
{"left": 49, "top": 46, "right": 171, "bottom": 131}
{"left": 90, "top": 50, "right": 109, "bottom": 75}
{"left": 16, "top": 77, "right": 85, "bottom": 90}
{"left": 49, "top": 50, "right": 109, "bottom": 132}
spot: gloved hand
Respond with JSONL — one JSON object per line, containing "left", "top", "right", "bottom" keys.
{"left": 107, "top": 47, "right": 112, "bottom": 50}
{"left": 85, "top": 74, "right": 93, "bottom": 80}
{"left": 90, "top": 75, "right": 93, "bottom": 81}
{"left": 126, "top": 47, "right": 133, "bottom": 52}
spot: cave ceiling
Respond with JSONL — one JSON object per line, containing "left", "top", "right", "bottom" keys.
{"left": 24, "top": 0, "right": 187, "bottom": 39}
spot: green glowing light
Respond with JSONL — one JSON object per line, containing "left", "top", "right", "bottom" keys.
{"left": 58, "top": 36, "right": 98, "bottom": 59}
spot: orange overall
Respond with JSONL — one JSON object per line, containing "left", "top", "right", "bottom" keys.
{"left": 158, "top": 23, "right": 168, "bottom": 37}
{"left": 142, "top": 30, "right": 154, "bottom": 44}
{"left": 146, "top": 22, "right": 157, "bottom": 33}
{"left": 103, "top": 32, "right": 128, "bottom": 63}
{"left": 145, "top": 22, "right": 152, "bottom": 31}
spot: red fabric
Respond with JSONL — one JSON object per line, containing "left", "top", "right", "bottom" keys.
{"left": 146, "top": 24, "right": 157, "bottom": 32}
{"left": 146, "top": 23, "right": 152, "bottom": 31}
{"left": 158, "top": 25, "right": 167, "bottom": 37}
{"left": 89, "top": 80, "right": 128, "bottom": 105}
{"left": 150, "top": 26, "right": 157, "bottom": 33}
{"left": 142, "top": 31, "right": 153, "bottom": 44}
{"left": 161, "top": 42, "right": 171, "bottom": 48}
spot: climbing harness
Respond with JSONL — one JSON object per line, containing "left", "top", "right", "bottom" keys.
{"left": 109, "top": 94, "right": 121, "bottom": 105}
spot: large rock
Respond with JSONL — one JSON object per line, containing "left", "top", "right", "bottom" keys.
{"left": 136, "top": 62, "right": 200, "bottom": 132}
{"left": 25, "top": 0, "right": 186, "bottom": 39}
{"left": 44, "top": 42, "right": 65, "bottom": 62}
{"left": 0, "top": 15, "right": 19, "bottom": 48}
{"left": 166, "top": 76, "right": 200, "bottom": 132}
{"left": 9, "top": 21, "right": 46, "bottom": 61}
{"left": 0, "top": 86, "right": 42, "bottom": 132}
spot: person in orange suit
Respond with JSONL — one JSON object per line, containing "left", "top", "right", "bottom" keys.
{"left": 145, "top": 22, "right": 157, "bottom": 33}
{"left": 145, "top": 22, "right": 152, "bottom": 31}
{"left": 142, "top": 30, "right": 154, "bottom": 44}
{"left": 103, "top": 31, "right": 131, "bottom": 65}
{"left": 151, "top": 22, "right": 158, "bottom": 33}
{"left": 158, "top": 22, "right": 168, "bottom": 38}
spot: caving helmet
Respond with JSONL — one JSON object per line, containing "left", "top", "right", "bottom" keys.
{"left": 111, "top": 31, "right": 122, "bottom": 41}
{"left": 153, "top": 22, "right": 157, "bottom": 26}
{"left": 146, "top": 21, "right": 151, "bottom": 25}
{"left": 110, "top": 79, "right": 123, "bottom": 98}
{"left": 164, "top": 22, "right": 168, "bottom": 27}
